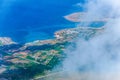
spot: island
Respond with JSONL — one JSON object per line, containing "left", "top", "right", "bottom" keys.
{"left": 64, "top": 12, "right": 109, "bottom": 22}
{"left": 0, "top": 26, "right": 103, "bottom": 80}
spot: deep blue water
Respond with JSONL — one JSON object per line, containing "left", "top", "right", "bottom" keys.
{"left": 0, "top": 0, "right": 85, "bottom": 43}
{"left": 0, "top": 0, "right": 105, "bottom": 43}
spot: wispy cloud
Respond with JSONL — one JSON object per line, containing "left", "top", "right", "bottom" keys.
{"left": 61, "top": 0, "right": 120, "bottom": 80}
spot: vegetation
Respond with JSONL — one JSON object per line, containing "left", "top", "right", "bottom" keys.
{"left": 0, "top": 27, "right": 101, "bottom": 80}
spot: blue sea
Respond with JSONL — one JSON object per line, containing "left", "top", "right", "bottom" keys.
{"left": 0, "top": 0, "right": 104, "bottom": 43}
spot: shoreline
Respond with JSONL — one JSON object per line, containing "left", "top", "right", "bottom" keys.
{"left": 64, "top": 12, "right": 110, "bottom": 22}
{"left": 0, "top": 26, "right": 104, "bottom": 79}
{"left": 0, "top": 26, "right": 104, "bottom": 46}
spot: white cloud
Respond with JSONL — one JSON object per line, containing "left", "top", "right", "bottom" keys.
{"left": 61, "top": 0, "right": 120, "bottom": 80}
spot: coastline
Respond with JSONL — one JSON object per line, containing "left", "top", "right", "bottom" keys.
{"left": 0, "top": 10, "right": 104, "bottom": 80}
{"left": 0, "top": 25, "right": 104, "bottom": 80}
{"left": 64, "top": 12, "right": 110, "bottom": 22}
{"left": 0, "top": 26, "right": 104, "bottom": 49}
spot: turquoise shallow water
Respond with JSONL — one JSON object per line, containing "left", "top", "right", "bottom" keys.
{"left": 0, "top": 0, "right": 83, "bottom": 43}
{"left": 0, "top": 0, "right": 105, "bottom": 43}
